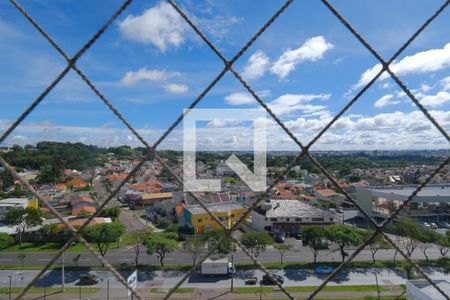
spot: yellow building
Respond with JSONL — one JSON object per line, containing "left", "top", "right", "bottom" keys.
{"left": 183, "top": 202, "right": 248, "bottom": 234}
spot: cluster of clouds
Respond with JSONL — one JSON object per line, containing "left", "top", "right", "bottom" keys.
{"left": 119, "top": 67, "right": 188, "bottom": 94}
{"left": 242, "top": 36, "right": 333, "bottom": 80}
{"left": 353, "top": 43, "right": 450, "bottom": 90}
{"left": 2, "top": 107, "right": 448, "bottom": 151}
{"left": 373, "top": 75, "right": 450, "bottom": 109}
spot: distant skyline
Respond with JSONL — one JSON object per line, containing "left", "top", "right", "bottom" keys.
{"left": 0, "top": 0, "right": 449, "bottom": 151}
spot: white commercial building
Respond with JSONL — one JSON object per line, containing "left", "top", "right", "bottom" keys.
{"left": 0, "top": 198, "right": 29, "bottom": 221}
{"left": 406, "top": 280, "right": 450, "bottom": 300}
{"left": 250, "top": 199, "right": 337, "bottom": 236}
{"left": 355, "top": 184, "right": 450, "bottom": 222}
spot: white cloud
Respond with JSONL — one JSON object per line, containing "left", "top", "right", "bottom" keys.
{"left": 419, "top": 91, "right": 450, "bottom": 107}
{"left": 206, "top": 119, "right": 241, "bottom": 128}
{"left": 242, "top": 50, "right": 270, "bottom": 80}
{"left": 440, "top": 76, "right": 450, "bottom": 91}
{"left": 119, "top": 68, "right": 174, "bottom": 86}
{"left": 268, "top": 93, "right": 331, "bottom": 116}
{"left": 224, "top": 92, "right": 255, "bottom": 105}
{"left": 118, "top": 2, "right": 186, "bottom": 52}
{"left": 353, "top": 43, "right": 450, "bottom": 90}
{"left": 270, "top": 36, "right": 333, "bottom": 79}
{"left": 164, "top": 83, "right": 189, "bottom": 94}
{"left": 374, "top": 94, "right": 403, "bottom": 108}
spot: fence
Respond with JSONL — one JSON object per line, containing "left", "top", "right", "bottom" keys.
{"left": 0, "top": 0, "right": 449, "bottom": 299}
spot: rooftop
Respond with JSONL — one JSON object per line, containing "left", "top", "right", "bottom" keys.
{"left": 367, "top": 185, "right": 450, "bottom": 197}
{"left": 408, "top": 280, "right": 450, "bottom": 300}
{"left": 261, "top": 200, "right": 333, "bottom": 219}
{"left": 185, "top": 202, "right": 245, "bottom": 215}
{"left": 141, "top": 192, "right": 173, "bottom": 200}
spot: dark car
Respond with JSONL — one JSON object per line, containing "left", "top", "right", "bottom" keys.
{"left": 437, "top": 222, "right": 450, "bottom": 229}
{"left": 79, "top": 274, "right": 98, "bottom": 286}
{"left": 274, "top": 235, "right": 285, "bottom": 243}
{"left": 261, "top": 274, "right": 284, "bottom": 285}
{"left": 274, "top": 232, "right": 286, "bottom": 243}
{"left": 245, "top": 276, "right": 257, "bottom": 285}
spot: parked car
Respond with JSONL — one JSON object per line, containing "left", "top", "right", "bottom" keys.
{"left": 336, "top": 208, "right": 344, "bottom": 213}
{"left": 245, "top": 276, "right": 257, "bottom": 285}
{"left": 328, "top": 208, "right": 336, "bottom": 214}
{"left": 422, "top": 222, "right": 431, "bottom": 228}
{"left": 315, "top": 265, "right": 333, "bottom": 274}
{"left": 261, "top": 274, "right": 284, "bottom": 285}
{"left": 437, "top": 222, "right": 450, "bottom": 229}
{"left": 274, "top": 232, "right": 286, "bottom": 243}
{"left": 79, "top": 274, "right": 98, "bottom": 286}
{"left": 430, "top": 223, "right": 438, "bottom": 229}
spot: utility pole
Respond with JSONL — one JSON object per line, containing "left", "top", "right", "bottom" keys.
{"left": 107, "top": 278, "right": 110, "bottom": 300}
{"left": 230, "top": 249, "right": 234, "bottom": 292}
{"left": 8, "top": 275, "right": 11, "bottom": 300}
{"left": 62, "top": 252, "right": 65, "bottom": 292}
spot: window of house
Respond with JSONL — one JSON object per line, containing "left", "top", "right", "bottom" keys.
{"left": 295, "top": 218, "right": 302, "bottom": 222}
{"left": 312, "top": 218, "right": 324, "bottom": 222}
{"left": 264, "top": 226, "right": 272, "bottom": 231}
{"left": 286, "top": 218, "right": 290, "bottom": 222}
{"left": 330, "top": 218, "right": 333, "bottom": 221}
{"left": 231, "top": 214, "right": 235, "bottom": 218}
{"left": 198, "top": 218, "right": 202, "bottom": 223}
{"left": 270, "top": 218, "right": 277, "bottom": 221}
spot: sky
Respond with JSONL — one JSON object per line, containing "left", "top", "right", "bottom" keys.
{"left": 0, "top": 0, "right": 449, "bottom": 151}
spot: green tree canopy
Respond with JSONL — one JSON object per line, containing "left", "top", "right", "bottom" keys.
{"left": 326, "top": 224, "right": 364, "bottom": 262}
{"left": 4, "top": 207, "right": 43, "bottom": 246}
{"left": 83, "top": 222, "right": 125, "bottom": 261}
{"left": 146, "top": 232, "right": 178, "bottom": 266}
{"left": 302, "top": 226, "right": 328, "bottom": 264}
{"left": 0, "top": 233, "right": 14, "bottom": 249}
{"left": 240, "top": 232, "right": 273, "bottom": 259}
{"left": 205, "top": 230, "right": 236, "bottom": 257}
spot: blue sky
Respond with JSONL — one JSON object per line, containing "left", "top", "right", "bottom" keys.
{"left": 0, "top": 0, "right": 449, "bottom": 150}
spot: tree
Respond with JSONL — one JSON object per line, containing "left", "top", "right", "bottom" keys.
{"left": 99, "top": 207, "right": 121, "bottom": 220}
{"left": 36, "top": 164, "right": 62, "bottom": 184}
{"left": 437, "top": 232, "right": 450, "bottom": 257}
{"left": 364, "top": 230, "right": 390, "bottom": 263}
{"left": 302, "top": 226, "right": 328, "bottom": 264}
{"left": 0, "top": 233, "right": 14, "bottom": 249}
{"left": 274, "top": 243, "right": 292, "bottom": 265}
{"left": 240, "top": 232, "right": 273, "bottom": 259}
{"left": 4, "top": 207, "right": 43, "bottom": 247}
{"left": 326, "top": 224, "right": 364, "bottom": 262}
{"left": 83, "top": 222, "right": 125, "bottom": 265}
{"left": 18, "top": 253, "right": 27, "bottom": 267}
{"left": 182, "top": 236, "right": 207, "bottom": 266}
{"left": 145, "top": 232, "right": 178, "bottom": 266}
{"left": 0, "top": 170, "right": 14, "bottom": 191}
{"left": 205, "top": 230, "right": 236, "bottom": 257}
{"left": 394, "top": 217, "right": 422, "bottom": 258}
{"left": 130, "top": 229, "right": 152, "bottom": 268}
{"left": 417, "top": 229, "right": 439, "bottom": 261}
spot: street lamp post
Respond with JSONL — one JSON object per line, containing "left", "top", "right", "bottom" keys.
{"left": 61, "top": 252, "right": 65, "bottom": 292}
{"left": 8, "top": 275, "right": 12, "bottom": 300}
{"left": 107, "top": 278, "right": 110, "bottom": 300}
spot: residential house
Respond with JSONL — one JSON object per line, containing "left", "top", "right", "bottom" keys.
{"left": 131, "top": 192, "right": 173, "bottom": 209}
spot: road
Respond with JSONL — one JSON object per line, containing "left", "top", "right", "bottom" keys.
{"left": 0, "top": 267, "right": 447, "bottom": 289}
{"left": 0, "top": 240, "right": 446, "bottom": 267}
{"left": 92, "top": 176, "right": 146, "bottom": 232}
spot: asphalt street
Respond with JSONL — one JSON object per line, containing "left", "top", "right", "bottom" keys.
{"left": 0, "top": 267, "right": 447, "bottom": 289}
{"left": 0, "top": 242, "right": 445, "bottom": 267}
